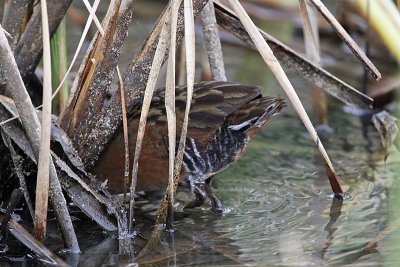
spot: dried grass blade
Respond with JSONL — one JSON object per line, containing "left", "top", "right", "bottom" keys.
{"left": 2, "top": 189, "right": 23, "bottom": 237}
{"left": 51, "top": 0, "right": 102, "bottom": 100}
{"left": 229, "top": 0, "right": 343, "bottom": 196}
{"left": 153, "top": 0, "right": 196, "bottom": 228}
{"left": 34, "top": 0, "right": 52, "bottom": 242}
{"left": 116, "top": 66, "right": 130, "bottom": 201}
{"left": 173, "top": 0, "right": 196, "bottom": 198}
{"left": 0, "top": 116, "right": 17, "bottom": 126}
{"left": 128, "top": 5, "right": 172, "bottom": 233}
{"left": 82, "top": 0, "right": 105, "bottom": 35}
{"left": 309, "top": 0, "right": 381, "bottom": 81}
{"left": 165, "top": 0, "right": 180, "bottom": 225}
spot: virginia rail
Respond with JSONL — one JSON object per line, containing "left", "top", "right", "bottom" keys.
{"left": 92, "top": 81, "right": 285, "bottom": 212}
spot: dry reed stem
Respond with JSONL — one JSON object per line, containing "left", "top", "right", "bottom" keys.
{"left": 0, "top": 26, "right": 79, "bottom": 251}
{"left": 177, "top": 0, "right": 195, "bottom": 177}
{"left": 229, "top": 0, "right": 343, "bottom": 195}
{"left": 171, "top": 0, "right": 196, "bottom": 215}
{"left": 165, "top": 0, "right": 180, "bottom": 221}
{"left": 152, "top": 0, "right": 196, "bottom": 228}
{"left": 51, "top": 0, "right": 103, "bottom": 100}
{"left": 299, "top": 0, "right": 328, "bottom": 125}
{"left": 129, "top": 2, "right": 173, "bottom": 233}
{"left": 0, "top": 116, "right": 17, "bottom": 126}
{"left": 34, "top": 0, "right": 52, "bottom": 242}
{"left": 309, "top": 0, "right": 381, "bottom": 80}
{"left": 82, "top": 0, "right": 104, "bottom": 35}
{"left": 299, "top": 0, "right": 320, "bottom": 63}
{"left": 201, "top": 0, "right": 227, "bottom": 81}
{"left": 116, "top": 66, "right": 130, "bottom": 201}
{"left": 58, "top": 0, "right": 136, "bottom": 173}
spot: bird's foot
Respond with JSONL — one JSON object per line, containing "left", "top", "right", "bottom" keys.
{"left": 184, "top": 184, "right": 207, "bottom": 209}
{"left": 184, "top": 179, "right": 225, "bottom": 214}
{"left": 205, "top": 179, "right": 224, "bottom": 214}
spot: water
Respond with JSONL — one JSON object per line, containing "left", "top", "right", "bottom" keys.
{"left": 64, "top": 107, "right": 398, "bottom": 266}
{"left": 207, "top": 113, "right": 390, "bottom": 266}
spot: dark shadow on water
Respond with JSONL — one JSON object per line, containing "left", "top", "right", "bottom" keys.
{"left": 321, "top": 197, "right": 343, "bottom": 259}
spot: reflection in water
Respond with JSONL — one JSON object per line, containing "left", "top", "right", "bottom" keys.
{"left": 321, "top": 197, "right": 343, "bottom": 260}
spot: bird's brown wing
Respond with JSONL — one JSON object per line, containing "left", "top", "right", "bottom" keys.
{"left": 93, "top": 81, "right": 263, "bottom": 193}
{"left": 128, "top": 81, "right": 263, "bottom": 149}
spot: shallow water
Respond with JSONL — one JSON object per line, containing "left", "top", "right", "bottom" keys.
{"left": 64, "top": 106, "right": 399, "bottom": 267}
{"left": 200, "top": 113, "right": 392, "bottom": 266}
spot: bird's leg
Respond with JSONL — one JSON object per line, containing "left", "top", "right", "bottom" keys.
{"left": 205, "top": 177, "right": 224, "bottom": 213}
{"left": 184, "top": 178, "right": 224, "bottom": 213}
{"left": 184, "top": 184, "right": 207, "bottom": 209}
